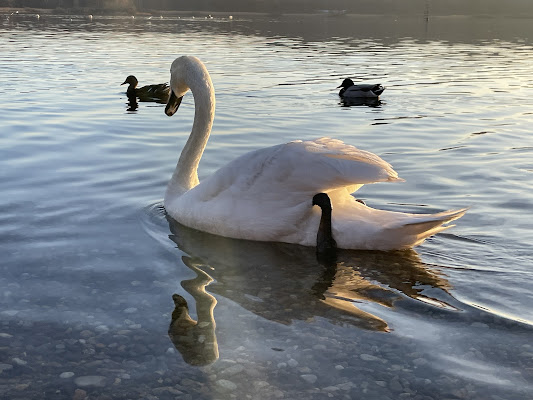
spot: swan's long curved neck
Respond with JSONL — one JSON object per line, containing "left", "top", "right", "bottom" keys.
{"left": 317, "top": 207, "right": 334, "bottom": 249}
{"left": 167, "top": 65, "right": 215, "bottom": 198}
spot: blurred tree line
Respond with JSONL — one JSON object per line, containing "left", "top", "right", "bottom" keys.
{"left": 1, "top": 0, "right": 532, "bottom": 17}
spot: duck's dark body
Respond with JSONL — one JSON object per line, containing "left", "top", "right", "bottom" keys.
{"left": 337, "top": 78, "right": 385, "bottom": 98}
{"left": 122, "top": 75, "right": 170, "bottom": 102}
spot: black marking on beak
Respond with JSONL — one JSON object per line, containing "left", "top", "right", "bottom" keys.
{"left": 165, "top": 89, "right": 183, "bottom": 116}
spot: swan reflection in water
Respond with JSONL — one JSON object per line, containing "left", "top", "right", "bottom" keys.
{"left": 166, "top": 217, "right": 455, "bottom": 366}
{"left": 168, "top": 265, "right": 218, "bottom": 366}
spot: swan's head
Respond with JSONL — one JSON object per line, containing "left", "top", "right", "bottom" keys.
{"left": 165, "top": 58, "right": 188, "bottom": 116}
{"left": 312, "top": 193, "right": 332, "bottom": 209}
{"left": 165, "top": 88, "right": 184, "bottom": 116}
{"left": 337, "top": 78, "right": 354, "bottom": 89}
{"left": 122, "top": 75, "right": 138, "bottom": 88}
{"left": 165, "top": 56, "right": 214, "bottom": 117}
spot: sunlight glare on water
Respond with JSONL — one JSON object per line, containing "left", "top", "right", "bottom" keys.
{"left": 1, "top": 12, "right": 533, "bottom": 400}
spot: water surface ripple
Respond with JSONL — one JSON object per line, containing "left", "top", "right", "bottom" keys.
{"left": 1, "top": 13, "right": 532, "bottom": 400}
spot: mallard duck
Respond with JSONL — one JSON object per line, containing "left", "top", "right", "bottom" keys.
{"left": 121, "top": 75, "right": 170, "bottom": 102}
{"left": 338, "top": 78, "right": 385, "bottom": 98}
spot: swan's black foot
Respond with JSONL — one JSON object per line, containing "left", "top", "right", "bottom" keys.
{"left": 356, "top": 198, "right": 366, "bottom": 205}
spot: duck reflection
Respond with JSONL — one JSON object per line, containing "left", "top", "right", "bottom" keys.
{"left": 126, "top": 95, "right": 138, "bottom": 112}
{"left": 339, "top": 97, "right": 382, "bottom": 108}
{"left": 125, "top": 92, "right": 169, "bottom": 112}
{"left": 166, "top": 217, "right": 454, "bottom": 365}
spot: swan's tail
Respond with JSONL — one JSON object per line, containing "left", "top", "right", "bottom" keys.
{"left": 387, "top": 208, "right": 468, "bottom": 249}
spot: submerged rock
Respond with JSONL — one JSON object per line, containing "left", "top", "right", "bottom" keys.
{"left": 216, "top": 379, "right": 237, "bottom": 391}
{"left": 73, "top": 389, "right": 87, "bottom": 400}
{"left": 0, "top": 363, "right": 13, "bottom": 372}
{"left": 74, "top": 375, "right": 107, "bottom": 387}
{"left": 301, "top": 374, "right": 318, "bottom": 384}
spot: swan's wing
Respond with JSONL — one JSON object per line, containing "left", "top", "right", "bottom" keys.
{"left": 284, "top": 137, "right": 402, "bottom": 191}
{"left": 199, "top": 137, "right": 402, "bottom": 199}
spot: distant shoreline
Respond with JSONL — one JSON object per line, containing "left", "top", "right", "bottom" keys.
{"left": 2, "top": 7, "right": 533, "bottom": 19}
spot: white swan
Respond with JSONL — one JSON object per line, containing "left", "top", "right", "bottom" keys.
{"left": 164, "top": 56, "right": 466, "bottom": 251}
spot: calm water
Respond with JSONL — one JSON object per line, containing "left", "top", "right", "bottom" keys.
{"left": 1, "top": 12, "right": 533, "bottom": 400}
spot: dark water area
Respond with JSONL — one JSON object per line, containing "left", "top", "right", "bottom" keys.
{"left": 1, "top": 12, "right": 533, "bottom": 400}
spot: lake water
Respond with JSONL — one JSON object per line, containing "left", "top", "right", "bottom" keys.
{"left": 1, "top": 12, "right": 533, "bottom": 400}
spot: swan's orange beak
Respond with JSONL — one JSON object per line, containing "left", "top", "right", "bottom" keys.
{"left": 165, "top": 90, "right": 183, "bottom": 116}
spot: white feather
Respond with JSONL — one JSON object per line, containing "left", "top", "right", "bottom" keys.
{"left": 164, "top": 56, "right": 466, "bottom": 250}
